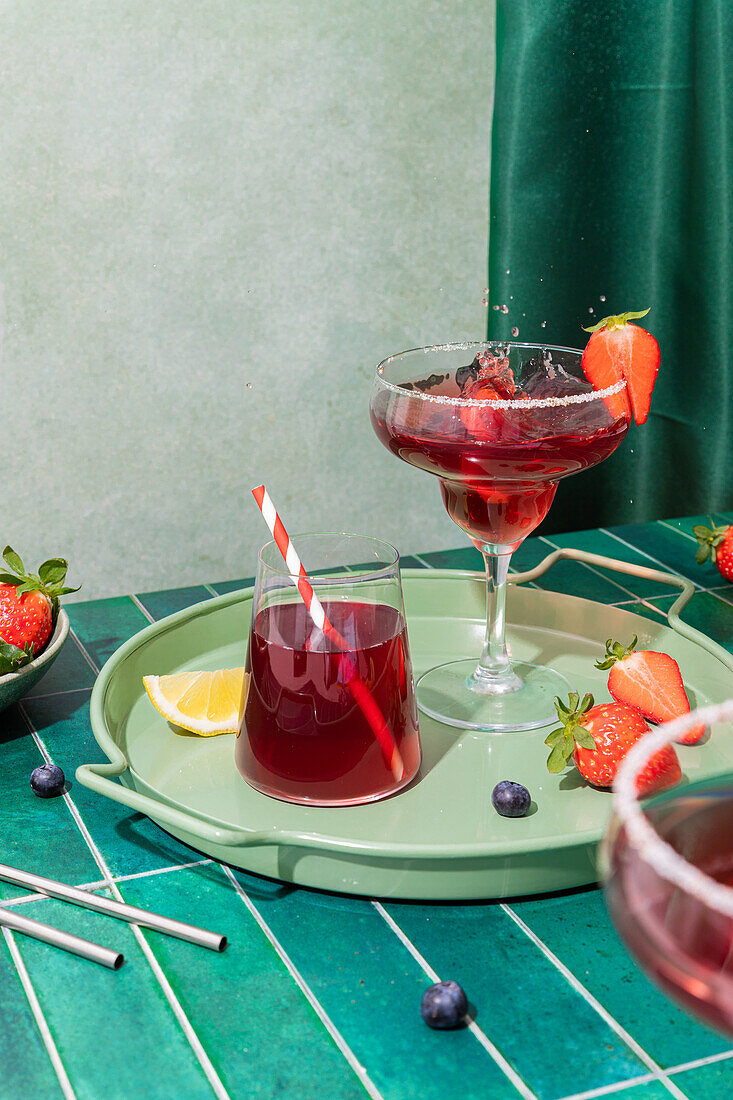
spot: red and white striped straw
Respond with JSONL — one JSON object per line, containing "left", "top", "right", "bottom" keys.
{"left": 251, "top": 485, "right": 405, "bottom": 781}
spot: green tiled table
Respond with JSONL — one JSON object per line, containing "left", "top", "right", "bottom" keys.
{"left": 3, "top": 513, "right": 733, "bottom": 1100}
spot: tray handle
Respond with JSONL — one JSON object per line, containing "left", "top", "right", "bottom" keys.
{"left": 510, "top": 547, "right": 733, "bottom": 673}
{"left": 76, "top": 756, "right": 297, "bottom": 849}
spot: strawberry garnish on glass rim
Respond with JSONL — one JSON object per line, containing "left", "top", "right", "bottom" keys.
{"left": 0, "top": 546, "right": 79, "bottom": 675}
{"left": 581, "top": 307, "right": 660, "bottom": 425}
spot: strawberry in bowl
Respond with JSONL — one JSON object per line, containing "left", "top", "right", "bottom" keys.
{"left": 0, "top": 546, "right": 79, "bottom": 710}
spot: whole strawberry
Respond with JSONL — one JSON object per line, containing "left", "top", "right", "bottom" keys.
{"left": 693, "top": 519, "right": 733, "bottom": 583}
{"left": 596, "top": 635, "right": 704, "bottom": 745}
{"left": 545, "top": 692, "right": 681, "bottom": 796}
{"left": 0, "top": 547, "right": 79, "bottom": 675}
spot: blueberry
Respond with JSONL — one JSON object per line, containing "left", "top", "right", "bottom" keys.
{"left": 420, "top": 980, "right": 468, "bottom": 1030}
{"left": 491, "top": 780, "right": 530, "bottom": 818}
{"left": 30, "top": 764, "right": 66, "bottom": 799}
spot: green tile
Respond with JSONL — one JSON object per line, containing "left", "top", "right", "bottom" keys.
{"left": 136, "top": 585, "right": 213, "bottom": 621}
{"left": 0, "top": 704, "right": 102, "bottom": 900}
{"left": 232, "top": 872, "right": 525, "bottom": 1100}
{"left": 532, "top": 536, "right": 636, "bottom": 604}
{"left": 383, "top": 900, "right": 646, "bottom": 1099}
{"left": 607, "top": 521, "right": 713, "bottom": 587}
{"left": 22, "top": 694, "right": 201, "bottom": 878}
{"left": 0, "top": 933, "right": 64, "bottom": 1096}
{"left": 65, "top": 596, "right": 150, "bottom": 670}
{"left": 625, "top": 592, "right": 733, "bottom": 656}
{"left": 121, "top": 865, "right": 367, "bottom": 1100}
{"left": 512, "top": 888, "right": 730, "bottom": 1068}
{"left": 546, "top": 527, "right": 679, "bottom": 599}
{"left": 606, "top": 1084, "right": 685, "bottom": 1100}
{"left": 9, "top": 895, "right": 213, "bottom": 1100}
{"left": 209, "top": 576, "right": 255, "bottom": 595}
{"left": 674, "top": 1057, "right": 733, "bottom": 1098}
{"left": 399, "top": 555, "right": 428, "bottom": 570}
{"left": 418, "top": 545, "right": 484, "bottom": 571}
{"left": 25, "top": 634, "right": 96, "bottom": 697}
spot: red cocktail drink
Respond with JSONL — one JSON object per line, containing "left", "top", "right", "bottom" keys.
{"left": 238, "top": 599, "right": 420, "bottom": 804}
{"left": 370, "top": 342, "right": 630, "bottom": 730}
{"left": 372, "top": 394, "right": 628, "bottom": 548}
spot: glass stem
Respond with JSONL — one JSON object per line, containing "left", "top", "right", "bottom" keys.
{"left": 470, "top": 549, "right": 522, "bottom": 695}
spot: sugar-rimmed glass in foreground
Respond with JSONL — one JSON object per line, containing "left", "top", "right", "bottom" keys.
{"left": 370, "top": 341, "right": 630, "bottom": 731}
{"left": 602, "top": 700, "right": 733, "bottom": 1038}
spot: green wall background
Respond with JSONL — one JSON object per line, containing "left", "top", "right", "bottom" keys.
{"left": 1, "top": 1, "right": 494, "bottom": 599}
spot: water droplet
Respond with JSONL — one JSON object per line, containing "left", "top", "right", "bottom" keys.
{"left": 492, "top": 304, "right": 500, "bottom": 311}
{"left": 500, "top": 304, "right": 509, "bottom": 314}
{"left": 509, "top": 295, "right": 514, "bottom": 300}
{"left": 246, "top": 382, "right": 253, "bottom": 389}
{"left": 600, "top": 295, "right": 606, "bottom": 302}
{"left": 588, "top": 307, "right": 595, "bottom": 314}
{"left": 511, "top": 326, "right": 519, "bottom": 337}
{"left": 481, "top": 298, "right": 488, "bottom": 307}
{"left": 541, "top": 321, "right": 547, "bottom": 328}
{"left": 506, "top": 269, "right": 511, "bottom": 275}
{"left": 483, "top": 287, "right": 489, "bottom": 295}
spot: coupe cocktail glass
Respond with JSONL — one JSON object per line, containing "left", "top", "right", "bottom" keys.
{"left": 369, "top": 341, "right": 630, "bottom": 730}
{"left": 602, "top": 701, "right": 733, "bottom": 1038}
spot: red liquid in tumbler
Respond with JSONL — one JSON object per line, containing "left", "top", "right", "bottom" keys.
{"left": 607, "top": 792, "right": 733, "bottom": 1037}
{"left": 371, "top": 409, "right": 628, "bottom": 548}
{"left": 237, "top": 600, "right": 421, "bottom": 804}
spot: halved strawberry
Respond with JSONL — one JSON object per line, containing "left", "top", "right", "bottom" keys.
{"left": 596, "top": 636, "right": 704, "bottom": 745}
{"left": 581, "top": 308, "right": 660, "bottom": 425}
{"left": 546, "top": 693, "right": 681, "bottom": 795}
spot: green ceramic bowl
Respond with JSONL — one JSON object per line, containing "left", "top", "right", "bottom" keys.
{"left": 0, "top": 610, "right": 69, "bottom": 711}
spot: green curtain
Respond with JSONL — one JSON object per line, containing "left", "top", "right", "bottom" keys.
{"left": 487, "top": 0, "right": 733, "bottom": 533}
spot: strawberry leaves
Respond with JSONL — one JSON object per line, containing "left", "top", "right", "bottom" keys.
{"left": 595, "top": 635, "right": 637, "bottom": 671}
{"left": 0, "top": 546, "right": 80, "bottom": 623}
{"left": 545, "top": 692, "right": 596, "bottom": 773}
{"left": 0, "top": 640, "right": 34, "bottom": 676}
{"left": 693, "top": 519, "right": 729, "bottom": 565}
{"left": 583, "top": 308, "right": 651, "bottom": 334}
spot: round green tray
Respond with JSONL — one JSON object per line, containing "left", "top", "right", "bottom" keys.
{"left": 78, "top": 551, "right": 733, "bottom": 900}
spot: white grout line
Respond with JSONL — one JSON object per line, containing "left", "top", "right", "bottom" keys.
{"left": 538, "top": 536, "right": 645, "bottom": 603}
{"left": 599, "top": 528, "right": 700, "bottom": 589}
{"left": 221, "top": 865, "right": 384, "bottom": 1100}
{"left": 500, "top": 904, "right": 689, "bottom": 1100}
{"left": 67, "top": 625, "right": 101, "bottom": 677}
{"left": 657, "top": 519, "right": 698, "bottom": 544}
{"left": 17, "top": 703, "right": 232, "bottom": 1100}
{"left": 128, "top": 593, "right": 155, "bottom": 624}
{"left": 372, "top": 901, "right": 539, "bottom": 1100}
{"left": 555, "top": 1070, "right": 658, "bottom": 1100}
{"left": 2, "top": 926, "right": 77, "bottom": 1100}
{"left": 555, "top": 1044, "right": 733, "bottom": 1100}
{"left": 203, "top": 584, "right": 219, "bottom": 598}
{"left": 25, "top": 687, "right": 93, "bottom": 702}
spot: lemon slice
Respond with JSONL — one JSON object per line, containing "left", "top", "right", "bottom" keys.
{"left": 143, "top": 669, "right": 249, "bottom": 736}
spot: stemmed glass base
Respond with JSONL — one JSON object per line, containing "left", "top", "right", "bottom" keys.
{"left": 415, "top": 660, "right": 571, "bottom": 731}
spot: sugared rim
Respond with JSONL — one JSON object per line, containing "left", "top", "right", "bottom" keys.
{"left": 374, "top": 340, "right": 627, "bottom": 409}
{"left": 611, "top": 699, "right": 733, "bottom": 918}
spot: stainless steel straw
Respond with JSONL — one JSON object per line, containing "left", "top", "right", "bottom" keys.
{"left": 0, "top": 863, "right": 227, "bottom": 953}
{"left": 0, "top": 905, "right": 123, "bottom": 969}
